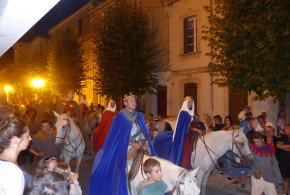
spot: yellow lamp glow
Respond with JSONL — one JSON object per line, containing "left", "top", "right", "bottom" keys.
{"left": 4, "top": 86, "right": 12, "bottom": 92}
{"left": 32, "top": 79, "right": 45, "bottom": 88}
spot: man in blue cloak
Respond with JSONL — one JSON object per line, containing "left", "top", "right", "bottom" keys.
{"left": 89, "top": 93, "right": 155, "bottom": 195}
{"left": 153, "top": 96, "right": 195, "bottom": 167}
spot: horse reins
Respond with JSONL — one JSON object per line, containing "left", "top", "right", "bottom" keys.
{"left": 171, "top": 169, "right": 187, "bottom": 195}
{"left": 56, "top": 118, "right": 83, "bottom": 153}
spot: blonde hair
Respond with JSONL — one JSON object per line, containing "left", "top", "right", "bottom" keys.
{"left": 53, "top": 162, "right": 71, "bottom": 179}
{"left": 36, "top": 156, "right": 57, "bottom": 173}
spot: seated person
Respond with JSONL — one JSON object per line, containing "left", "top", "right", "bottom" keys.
{"left": 36, "top": 156, "right": 58, "bottom": 173}
{"left": 24, "top": 172, "right": 69, "bottom": 195}
{"left": 29, "top": 119, "right": 60, "bottom": 160}
{"left": 137, "top": 158, "right": 167, "bottom": 195}
{"left": 54, "top": 162, "right": 82, "bottom": 195}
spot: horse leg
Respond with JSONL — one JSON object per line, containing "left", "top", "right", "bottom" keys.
{"left": 200, "top": 168, "right": 212, "bottom": 195}
{"left": 75, "top": 154, "right": 83, "bottom": 174}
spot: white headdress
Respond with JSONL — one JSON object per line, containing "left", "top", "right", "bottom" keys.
{"left": 173, "top": 97, "right": 195, "bottom": 140}
{"left": 105, "top": 100, "right": 116, "bottom": 113}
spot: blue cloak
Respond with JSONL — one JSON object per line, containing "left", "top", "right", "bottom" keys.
{"left": 169, "top": 111, "right": 191, "bottom": 166}
{"left": 89, "top": 111, "right": 155, "bottom": 195}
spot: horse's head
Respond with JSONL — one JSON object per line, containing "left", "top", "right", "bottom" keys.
{"left": 172, "top": 167, "right": 200, "bottom": 195}
{"left": 53, "top": 111, "right": 70, "bottom": 147}
{"left": 83, "top": 108, "right": 102, "bottom": 135}
{"left": 232, "top": 128, "right": 254, "bottom": 165}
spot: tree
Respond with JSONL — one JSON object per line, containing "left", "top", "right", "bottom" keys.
{"left": 204, "top": 0, "right": 290, "bottom": 101}
{"left": 48, "top": 29, "right": 88, "bottom": 94}
{"left": 93, "top": 0, "right": 160, "bottom": 100}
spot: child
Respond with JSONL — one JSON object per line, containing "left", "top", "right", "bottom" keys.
{"left": 136, "top": 158, "right": 167, "bottom": 195}
{"left": 54, "top": 162, "right": 82, "bottom": 195}
{"left": 36, "top": 156, "right": 58, "bottom": 173}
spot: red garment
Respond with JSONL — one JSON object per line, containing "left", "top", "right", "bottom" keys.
{"left": 63, "top": 101, "right": 77, "bottom": 117}
{"left": 92, "top": 110, "right": 118, "bottom": 152}
{"left": 181, "top": 120, "right": 199, "bottom": 170}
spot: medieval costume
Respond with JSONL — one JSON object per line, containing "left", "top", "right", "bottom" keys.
{"left": 92, "top": 100, "right": 118, "bottom": 152}
{"left": 55, "top": 98, "right": 94, "bottom": 156}
{"left": 249, "top": 142, "right": 282, "bottom": 195}
{"left": 89, "top": 109, "right": 155, "bottom": 195}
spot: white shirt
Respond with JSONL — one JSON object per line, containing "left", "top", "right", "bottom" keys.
{"left": 255, "top": 121, "right": 274, "bottom": 132}
{"left": 0, "top": 160, "right": 24, "bottom": 195}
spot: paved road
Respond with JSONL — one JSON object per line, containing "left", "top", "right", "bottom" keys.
{"left": 22, "top": 158, "right": 286, "bottom": 195}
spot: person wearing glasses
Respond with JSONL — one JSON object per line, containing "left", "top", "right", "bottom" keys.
{"left": 0, "top": 117, "right": 32, "bottom": 194}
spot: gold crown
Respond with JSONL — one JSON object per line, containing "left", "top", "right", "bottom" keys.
{"left": 123, "top": 92, "right": 136, "bottom": 101}
{"left": 184, "top": 96, "right": 193, "bottom": 101}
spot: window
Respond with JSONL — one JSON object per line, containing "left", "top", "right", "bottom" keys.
{"left": 184, "top": 16, "right": 198, "bottom": 54}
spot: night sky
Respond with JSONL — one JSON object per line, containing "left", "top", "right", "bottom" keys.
{"left": 32, "top": 0, "right": 91, "bottom": 36}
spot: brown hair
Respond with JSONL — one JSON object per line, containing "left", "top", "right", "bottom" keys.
{"left": 143, "top": 158, "right": 161, "bottom": 174}
{"left": 54, "top": 162, "right": 71, "bottom": 179}
{"left": 0, "top": 117, "right": 27, "bottom": 154}
{"left": 36, "top": 156, "right": 58, "bottom": 173}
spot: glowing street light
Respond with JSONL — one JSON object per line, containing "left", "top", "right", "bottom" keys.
{"left": 4, "top": 86, "right": 12, "bottom": 92}
{"left": 31, "top": 79, "right": 45, "bottom": 88}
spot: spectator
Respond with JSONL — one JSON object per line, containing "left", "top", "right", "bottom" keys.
{"left": 23, "top": 172, "right": 69, "bottom": 195}
{"left": 249, "top": 131, "right": 282, "bottom": 195}
{"left": 146, "top": 113, "right": 157, "bottom": 140}
{"left": 36, "top": 156, "right": 58, "bottom": 173}
{"left": 194, "top": 114, "right": 206, "bottom": 131}
{"left": 0, "top": 117, "right": 32, "bottom": 194}
{"left": 29, "top": 119, "right": 61, "bottom": 160}
{"left": 255, "top": 115, "right": 274, "bottom": 132}
{"left": 54, "top": 162, "right": 82, "bottom": 195}
{"left": 0, "top": 105, "right": 14, "bottom": 121}
{"left": 265, "top": 126, "right": 281, "bottom": 164}
{"left": 136, "top": 158, "right": 167, "bottom": 195}
{"left": 204, "top": 116, "right": 213, "bottom": 133}
{"left": 276, "top": 124, "right": 290, "bottom": 195}
{"left": 222, "top": 116, "right": 234, "bottom": 131}
{"left": 213, "top": 115, "right": 224, "bottom": 131}
{"left": 276, "top": 111, "right": 286, "bottom": 137}
{"left": 155, "top": 114, "right": 166, "bottom": 134}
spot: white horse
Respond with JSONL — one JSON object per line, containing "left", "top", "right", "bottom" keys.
{"left": 130, "top": 155, "right": 200, "bottom": 195}
{"left": 53, "top": 111, "right": 85, "bottom": 173}
{"left": 192, "top": 129, "right": 254, "bottom": 195}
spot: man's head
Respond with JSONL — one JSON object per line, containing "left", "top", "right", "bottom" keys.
{"left": 284, "top": 124, "right": 290, "bottom": 136}
{"left": 252, "top": 132, "right": 265, "bottom": 147}
{"left": 40, "top": 119, "right": 51, "bottom": 134}
{"left": 144, "top": 158, "right": 162, "bottom": 182}
{"left": 65, "top": 90, "right": 75, "bottom": 101}
{"left": 123, "top": 93, "right": 137, "bottom": 112}
{"left": 265, "top": 126, "right": 275, "bottom": 137}
{"left": 147, "top": 114, "right": 153, "bottom": 121}
{"left": 157, "top": 115, "right": 163, "bottom": 121}
{"left": 257, "top": 115, "right": 266, "bottom": 126}
{"left": 194, "top": 114, "right": 200, "bottom": 122}
{"left": 261, "top": 112, "right": 267, "bottom": 120}
{"left": 213, "top": 115, "right": 222, "bottom": 125}
{"left": 109, "top": 100, "right": 115, "bottom": 108}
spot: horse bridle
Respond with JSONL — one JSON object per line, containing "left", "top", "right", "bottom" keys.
{"left": 199, "top": 130, "right": 251, "bottom": 171}
{"left": 172, "top": 170, "right": 187, "bottom": 195}
{"left": 56, "top": 118, "right": 83, "bottom": 153}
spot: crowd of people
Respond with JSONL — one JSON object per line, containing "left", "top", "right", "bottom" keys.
{"left": 0, "top": 91, "right": 289, "bottom": 195}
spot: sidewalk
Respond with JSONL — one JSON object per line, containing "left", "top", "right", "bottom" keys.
{"left": 206, "top": 169, "right": 285, "bottom": 195}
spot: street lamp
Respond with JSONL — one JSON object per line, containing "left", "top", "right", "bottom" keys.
{"left": 31, "top": 79, "right": 45, "bottom": 88}
{"left": 4, "top": 85, "right": 12, "bottom": 102}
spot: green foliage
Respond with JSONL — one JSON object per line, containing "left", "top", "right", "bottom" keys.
{"left": 93, "top": 0, "right": 160, "bottom": 99}
{"left": 204, "top": 0, "right": 290, "bottom": 101}
{"left": 48, "top": 29, "right": 88, "bottom": 94}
